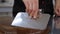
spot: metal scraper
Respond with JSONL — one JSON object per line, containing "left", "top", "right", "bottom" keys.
{"left": 11, "top": 12, "right": 50, "bottom": 30}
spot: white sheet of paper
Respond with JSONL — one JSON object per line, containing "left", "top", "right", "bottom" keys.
{"left": 11, "top": 12, "right": 50, "bottom": 30}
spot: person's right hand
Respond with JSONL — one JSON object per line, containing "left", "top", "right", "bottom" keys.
{"left": 22, "top": 0, "right": 39, "bottom": 19}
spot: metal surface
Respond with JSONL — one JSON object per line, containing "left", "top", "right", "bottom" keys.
{"left": 11, "top": 12, "right": 50, "bottom": 30}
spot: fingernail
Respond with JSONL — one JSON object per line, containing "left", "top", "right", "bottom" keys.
{"left": 33, "top": 16, "right": 36, "bottom": 18}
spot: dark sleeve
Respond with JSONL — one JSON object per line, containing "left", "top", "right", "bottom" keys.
{"left": 13, "top": 0, "right": 26, "bottom": 17}
{"left": 39, "top": 0, "right": 54, "bottom": 15}
{"left": 13, "top": 0, "right": 26, "bottom": 12}
{"left": 13, "top": 0, "right": 54, "bottom": 15}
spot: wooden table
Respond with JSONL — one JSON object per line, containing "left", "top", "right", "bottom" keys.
{"left": 0, "top": 12, "right": 51, "bottom": 34}
{"left": 0, "top": 24, "right": 50, "bottom": 34}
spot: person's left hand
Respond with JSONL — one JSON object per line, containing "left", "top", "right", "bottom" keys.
{"left": 55, "top": 1, "right": 60, "bottom": 16}
{"left": 55, "top": 6, "right": 60, "bottom": 16}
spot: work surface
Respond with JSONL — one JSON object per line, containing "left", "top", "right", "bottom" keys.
{"left": 11, "top": 12, "right": 50, "bottom": 30}
{"left": 0, "top": 16, "right": 50, "bottom": 34}
{"left": 0, "top": 13, "right": 60, "bottom": 34}
{"left": 0, "top": 24, "right": 50, "bottom": 34}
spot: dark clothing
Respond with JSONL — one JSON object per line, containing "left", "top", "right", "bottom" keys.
{"left": 39, "top": 0, "right": 54, "bottom": 15}
{"left": 13, "top": 0, "right": 54, "bottom": 17}
{"left": 13, "top": 0, "right": 25, "bottom": 17}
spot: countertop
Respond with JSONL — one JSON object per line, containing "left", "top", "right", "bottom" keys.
{"left": 11, "top": 12, "right": 50, "bottom": 30}
{"left": 11, "top": 12, "right": 60, "bottom": 34}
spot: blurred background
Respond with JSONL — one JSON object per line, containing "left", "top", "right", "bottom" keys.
{"left": 0, "top": 0, "right": 14, "bottom": 25}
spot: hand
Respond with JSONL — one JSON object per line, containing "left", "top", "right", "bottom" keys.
{"left": 55, "top": 7, "right": 60, "bottom": 16}
{"left": 55, "top": 0, "right": 60, "bottom": 16}
{"left": 23, "top": 0, "right": 39, "bottom": 19}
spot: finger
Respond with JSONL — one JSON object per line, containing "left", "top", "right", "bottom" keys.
{"left": 59, "top": 8, "right": 60, "bottom": 14}
{"left": 58, "top": 8, "right": 60, "bottom": 16}
{"left": 56, "top": 9, "right": 59, "bottom": 14}
{"left": 23, "top": 0, "right": 29, "bottom": 13}
{"left": 55, "top": 8, "right": 60, "bottom": 16}
{"left": 29, "top": 4, "right": 33, "bottom": 18}
{"left": 28, "top": 0, "right": 33, "bottom": 16}
{"left": 33, "top": 0, "right": 39, "bottom": 18}
{"left": 33, "top": 10, "right": 39, "bottom": 18}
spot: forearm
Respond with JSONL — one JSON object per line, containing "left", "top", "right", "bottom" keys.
{"left": 56, "top": 0, "right": 60, "bottom": 6}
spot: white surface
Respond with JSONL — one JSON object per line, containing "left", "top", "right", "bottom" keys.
{"left": 11, "top": 12, "right": 50, "bottom": 30}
